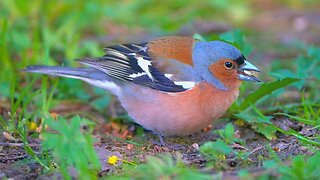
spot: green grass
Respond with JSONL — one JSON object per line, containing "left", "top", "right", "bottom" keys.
{"left": 109, "top": 154, "right": 212, "bottom": 180}
{"left": 0, "top": 0, "right": 320, "bottom": 179}
{"left": 42, "top": 116, "right": 100, "bottom": 179}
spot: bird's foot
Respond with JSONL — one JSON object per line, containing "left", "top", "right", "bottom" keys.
{"left": 149, "top": 132, "right": 186, "bottom": 150}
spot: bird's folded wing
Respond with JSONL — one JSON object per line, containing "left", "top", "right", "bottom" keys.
{"left": 78, "top": 37, "right": 198, "bottom": 93}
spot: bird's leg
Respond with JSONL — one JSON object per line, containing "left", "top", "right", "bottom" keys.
{"left": 108, "top": 97, "right": 120, "bottom": 118}
{"left": 148, "top": 131, "right": 166, "bottom": 146}
{"left": 157, "top": 132, "right": 169, "bottom": 147}
{"left": 149, "top": 131, "right": 185, "bottom": 150}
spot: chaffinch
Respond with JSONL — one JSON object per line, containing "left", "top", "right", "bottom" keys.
{"left": 25, "top": 36, "right": 260, "bottom": 136}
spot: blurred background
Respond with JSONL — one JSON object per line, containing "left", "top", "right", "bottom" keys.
{"left": 0, "top": 0, "right": 319, "bottom": 129}
{"left": 0, "top": 1, "right": 320, "bottom": 178}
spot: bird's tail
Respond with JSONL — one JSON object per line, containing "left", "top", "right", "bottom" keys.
{"left": 24, "top": 66, "right": 108, "bottom": 80}
{"left": 24, "top": 66, "right": 120, "bottom": 94}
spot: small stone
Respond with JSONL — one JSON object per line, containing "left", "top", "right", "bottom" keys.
{"left": 126, "top": 144, "right": 134, "bottom": 150}
{"left": 191, "top": 143, "right": 199, "bottom": 150}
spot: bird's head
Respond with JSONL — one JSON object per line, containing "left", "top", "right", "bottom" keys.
{"left": 192, "top": 41, "right": 260, "bottom": 91}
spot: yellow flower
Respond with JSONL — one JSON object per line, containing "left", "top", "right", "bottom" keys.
{"left": 235, "top": 119, "right": 245, "bottom": 126}
{"left": 108, "top": 155, "right": 119, "bottom": 165}
{"left": 28, "top": 121, "right": 38, "bottom": 131}
{"left": 218, "top": 154, "right": 226, "bottom": 160}
{"left": 107, "top": 155, "right": 137, "bottom": 166}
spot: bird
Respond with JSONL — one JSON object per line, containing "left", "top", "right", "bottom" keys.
{"left": 24, "top": 36, "right": 260, "bottom": 137}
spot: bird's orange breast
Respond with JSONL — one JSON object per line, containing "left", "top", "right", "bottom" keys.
{"left": 118, "top": 82, "right": 240, "bottom": 136}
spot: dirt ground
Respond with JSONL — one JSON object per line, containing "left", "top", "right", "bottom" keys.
{"left": 0, "top": 108, "right": 318, "bottom": 179}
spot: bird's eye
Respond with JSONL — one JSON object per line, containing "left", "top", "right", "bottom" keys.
{"left": 224, "top": 62, "right": 234, "bottom": 69}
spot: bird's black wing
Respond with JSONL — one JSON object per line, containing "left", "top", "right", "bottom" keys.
{"left": 78, "top": 43, "right": 192, "bottom": 92}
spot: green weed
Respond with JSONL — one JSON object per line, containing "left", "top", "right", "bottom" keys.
{"left": 263, "top": 152, "right": 320, "bottom": 180}
{"left": 42, "top": 115, "right": 100, "bottom": 179}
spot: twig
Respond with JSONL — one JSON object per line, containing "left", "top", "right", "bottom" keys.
{"left": 0, "top": 151, "right": 42, "bottom": 161}
{"left": 0, "top": 154, "right": 29, "bottom": 161}
{"left": 249, "top": 146, "right": 264, "bottom": 155}
{"left": 0, "top": 142, "right": 41, "bottom": 147}
{"left": 231, "top": 143, "right": 248, "bottom": 151}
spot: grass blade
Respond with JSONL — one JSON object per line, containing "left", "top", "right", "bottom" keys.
{"left": 237, "top": 77, "right": 300, "bottom": 111}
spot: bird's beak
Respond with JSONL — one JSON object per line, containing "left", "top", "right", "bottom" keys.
{"left": 238, "top": 60, "right": 261, "bottom": 82}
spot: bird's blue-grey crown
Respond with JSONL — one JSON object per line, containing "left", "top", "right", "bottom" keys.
{"left": 193, "top": 41, "right": 243, "bottom": 63}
